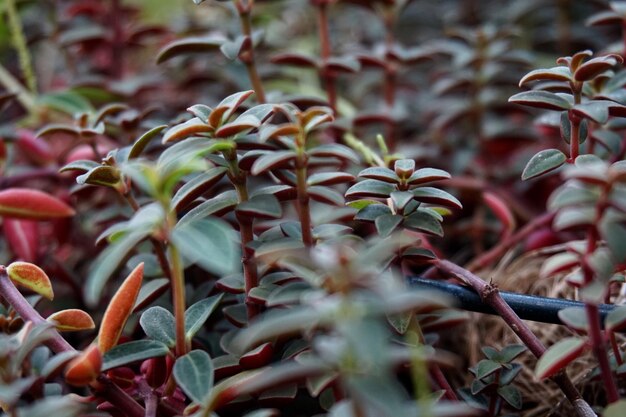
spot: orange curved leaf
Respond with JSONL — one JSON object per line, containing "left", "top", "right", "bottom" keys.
{"left": 6, "top": 262, "right": 54, "bottom": 300}
{"left": 0, "top": 188, "right": 75, "bottom": 220}
{"left": 65, "top": 344, "right": 102, "bottom": 386}
{"left": 47, "top": 309, "right": 95, "bottom": 331}
{"left": 98, "top": 263, "right": 144, "bottom": 353}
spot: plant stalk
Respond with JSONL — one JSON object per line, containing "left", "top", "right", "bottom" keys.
{"left": 169, "top": 243, "right": 188, "bottom": 357}
{"left": 433, "top": 259, "right": 595, "bottom": 416}
{"left": 316, "top": 1, "right": 337, "bottom": 113}
{"left": 235, "top": 0, "right": 266, "bottom": 103}
{"left": 5, "top": 0, "right": 37, "bottom": 94}
{"left": 295, "top": 140, "right": 313, "bottom": 246}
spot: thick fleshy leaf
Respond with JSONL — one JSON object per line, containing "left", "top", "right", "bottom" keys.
{"left": 172, "top": 167, "right": 228, "bottom": 210}
{"left": 60, "top": 159, "right": 100, "bottom": 173}
{"left": 557, "top": 307, "right": 588, "bottom": 332}
{"left": 240, "top": 342, "right": 274, "bottom": 369}
{"left": 307, "top": 172, "right": 355, "bottom": 186}
{"left": 271, "top": 53, "right": 318, "bottom": 68}
{"left": 346, "top": 179, "right": 395, "bottom": 198}
{"left": 535, "top": 337, "right": 587, "bottom": 380}
{"left": 403, "top": 210, "right": 444, "bottom": 236}
{"left": 497, "top": 385, "right": 522, "bottom": 409}
{"left": 185, "top": 295, "right": 223, "bottom": 341}
{"left": 98, "top": 264, "right": 144, "bottom": 353}
{"left": 237, "top": 194, "right": 283, "bottom": 220}
{"left": 599, "top": 215, "right": 626, "bottom": 262}
{"left": 128, "top": 125, "right": 167, "bottom": 159}
{"left": 605, "top": 305, "right": 626, "bottom": 333}
{"left": 177, "top": 191, "right": 238, "bottom": 226}
{"left": 162, "top": 117, "right": 213, "bottom": 143}
{"left": 412, "top": 187, "right": 462, "bottom": 209}
{"left": 64, "top": 344, "right": 102, "bottom": 386}
{"left": 475, "top": 359, "right": 501, "bottom": 379}
{"left": 358, "top": 167, "right": 399, "bottom": 183}
{"left": 518, "top": 66, "right": 572, "bottom": 86}
{"left": 375, "top": 214, "right": 403, "bottom": 237}
{"left": 553, "top": 207, "right": 595, "bottom": 231}
{"left": 133, "top": 278, "right": 169, "bottom": 312}
{"left": 355, "top": 203, "right": 392, "bottom": 221}
{"left": 572, "top": 101, "right": 610, "bottom": 124}
{"left": 251, "top": 151, "right": 297, "bottom": 175}
{"left": 174, "top": 350, "right": 214, "bottom": 403}
{"left": 156, "top": 36, "right": 223, "bottom": 63}
{"left": 308, "top": 186, "right": 345, "bottom": 206}
{"left": 521, "top": 149, "right": 566, "bottom": 180}
{"left": 574, "top": 55, "right": 622, "bottom": 81}
{"left": 540, "top": 252, "right": 579, "bottom": 277}
{"left": 47, "top": 309, "right": 95, "bottom": 332}
{"left": 102, "top": 340, "right": 170, "bottom": 371}
{"left": 3, "top": 219, "right": 38, "bottom": 262}
{"left": 605, "top": 400, "right": 626, "bottom": 417}
{"left": 76, "top": 166, "right": 123, "bottom": 189}
{"left": 307, "top": 144, "right": 359, "bottom": 163}
{"left": 6, "top": 262, "right": 53, "bottom": 300}
{"left": 407, "top": 168, "right": 451, "bottom": 185}
{"left": 140, "top": 306, "right": 176, "bottom": 347}
{"left": 509, "top": 91, "right": 572, "bottom": 111}
{"left": 0, "top": 188, "right": 75, "bottom": 219}
{"left": 220, "top": 35, "right": 250, "bottom": 60}
{"left": 172, "top": 218, "right": 238, "bottom": 275}
{"left": 210, "top": 90, "right": 255, "bottom": 127}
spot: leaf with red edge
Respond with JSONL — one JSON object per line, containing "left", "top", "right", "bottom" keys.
{"left": 47, "top": 309, "right": 95, "bottom": 331}
{"left": 271, "top": 53, "right": 318, "bottom": 68}
{"left": 535, "top": 337, "right": 587, "bottom": 380}
{"left": 3, "top": 219, "right": 38, "bottom": 262}
{"left": 6, "top": 262, "right": 54, "bottom": 300}
{"left": 483, "top": 192, "right": 516, "bottom": 239}
{"left": 518, "top": 67, "right": 573, "bottom": 86}
{"left": 210, "top": 90, "right": 255, "bottom": 128}
{"left": 412, "top": 187, "right": 462, "bottom": 209}
{"left": 162, "top": 118, "right": 213, "bottom": 144}
{"left": 156, "top": 36, "right": 223, "bottom": 64}
{"left": 605, "top": 305, "right": 626, "bottom": 333}
{"left": 240, "top": 342, "right": 274, "bottom": 369}
{"left": 521, "top": 149, "right": 566, "bottom": 180}
{"left": 586, "top": 10, "right": 622, "bottom": 26}
{"left": 64, "top": 344, "right": 102, "bottom": 386}
{"left": 251, "top": 151, "right": 297, "bottom": 175}
{"left": 574, "top": 55, "right": 623, "bottom": 81}
{"left": 0, "top": 188, "right": 75, "bottom": 219}
{"left": 98, "top": 263, "right": 144, "bottom": 353}
{"left": 509, "top": 91, "right": 572, "bottom": 111}
{"left": 540, "top": 252, "right": 579, "bottom": 278}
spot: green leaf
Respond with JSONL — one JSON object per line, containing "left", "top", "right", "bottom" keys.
{"left": 102, "top": 340, "right": 170, "bottom": 371}
{"left": 605, "top": 305, "right": 626, "bottom": 333}
{"left": 178, "top": 191, "right": 238, "bottom": 226}
{"left": 519, "top": 66, "right": 573, "bottom": 86}
{"left": 558, "top": 307, "right": 589, "bottom": 332}
{"left": 38, "top": 91, "right": 94, "bottom": 116}
{"left": 128, "top": 125, "right": 168, "bottom": 159}
{"left": 76, "top": 166, "right": 122, "bottom": 188}
{"left": 171, "top": 167, "right": 228, "bottom": 210}
{"left": 59, "top": 160, "right": 100, "bottom": 173}
{"left": 407, "top": 168, "right": 451, "bottom": 185}
{"left": 185, "top": 294, "right": 224, "bottom": 341}
{"left": 171, "top": 218, "right": 239, "bottom": 275}
{"left": 412, "top": 187, "right": 462, "bottom": 209}
{"left": 236, "top": 194, "right": 283, "bottom": 219}
{"left": 497, "top": 385, "right": 522, "bottom": 409}
{"left": 345, "top": 179, "right": 395, "bottom": 198}
{"left": 521, "top": 149, "right": 567, "bottom": 180}
{"left": 357, "top": 167, "right": 399, "bottom": 183}
{"left": 307, "top": 144, "right": 359, "bottom": 163}
{"left": 403, "top": 210, "right": 444, "bottom": 236}
{"left": 375, "top": 214, "right": 403, "bottom": 237}
{"left": 86, "top": 230, "right": 149, "bottom": 306}
{"left": 497, "top": 344, "right": 527, "bottom": 363}
{"left": 156, "top": 36, "right": 223, "bottom": 64}
{"left": 173, "top": 350, "right": 214, "bottom": 404}
{"left": 509, "top": 91, "right": 573, "bottom": 111}
{"left": 599, "top": 215, "right": 626, "bottom": 262}
{"left": 535, "top": 337, "right": 587, "bottom": 380}
{"left": 308, "top": 186, "right": 345, "bottom": 206}
{"left": 140, "top": 307, "right": 176, "bottom": 347}
{"left": 573, "top": 101, "right": 611, "bottom": 124}
{"left": 250, "top": 150, "right": 297, "bottom": 175}
{"left": 355, "top": 203, "right": 391, "bottom": 221}
{"left": 475, "top": 359, "right": 501, "bottom": 379}
{"left": 133, "top": 278, "right": 169, "bottom": 312}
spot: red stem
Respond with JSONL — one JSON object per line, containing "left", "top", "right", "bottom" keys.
{"left": 316, "top": 2, "right": 337, "bottom": 113}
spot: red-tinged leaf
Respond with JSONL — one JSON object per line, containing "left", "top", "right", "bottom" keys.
{"left": 307, "top": 144, "right": 359, "bottom": 163}
{"left": 220, "top": 35, "right": 251, "bottom": 60}
{"left": 47, "top": 309, "right": 95, "bottom": 331}
{"left": 162, "top": 118, "right": 213, "bottom": 144}
{"left": 216, "top": 275, "right": 245, "bottom": 294}
{"left": 187, "top": 104, "right": 213, "bottom": 124}
{"left": 156, "top": 36, "right": 224, "bottom": 64}
{"left": 407, "top": 168, "right": 451, "bottom": 185}
{"left": 557, "top": 307, "right": 588, "bottom": 332}
{"left": 76, "top": 166, "right": 123, "bottom": 189}
{"left": 358, "top": 167, "right": 399, "bottom": 183}
{"left": 261, "top": 124, "right": 300, "bottom": 142}
{"left": 307, "top": 172, "right": 355, "bottom": 186}
{"left": 553, "top": 207, "right": 595, "bottom": 231}
{"left": 483, "top": 192, "right": 516, "bottom": 240}
{"left": 518, "top": 67, "right": 572, "bottom": 86}
{"left": 64, "top": 344, "right": 102, "bottom": 386}
{"left": 605, "top": 305, "right": 626, "bottom": 333}
{"left": 574, "top": 55, "right": 623, "bottom": 81}
{"left": 0, "top": 188, "right": 75, "bottom": 219}
{"left": 271, "top": 53, "right": 318, "bottom": 68}
{"left": 572, "top": 101, "right": 610, "bottom": 124}
{"left": 586, "top": 10, "right": 622, "bottom": 26}
{"left": 215, "top": 115, "right": 260, "bottom": 138}
{"left": 251, "top": 151, "right": 297, "bottom": 175}
{"left": 324, "top": 56, "right": 361, "bottom": 73}
{"left": 210, "top": 90, "right": 255, "bottom": 128}
{"left": 128, "top": 125, "right": 168, "bottom": 159}
{"left": 98, "top": 263, "right": 144, "bottom": 353}
{"left": 308, "top": 186, "right": 345, "bottom": 206}
{"left": 236, "top": 194, "right": 283, "bottom": 219}
{"left": 535, "top": 337, "right": 587, "bottom": 380}
{"left": 6, "top": 262, "right": 54, "bottom": 300}
{"left": 16, "top": 130, "right": 54, "bottom": 165}
{"left": 223, "top": 304, "right": 248, "bottom": 327}
{"left": 412, "top": 187, "right": 462, "bottom": 209}
{"left": 172, "top": 167, "right": 228, "bottom": 211}
{"left": 403, "top": 210, "right": 444, "bottom": 236}
{"left": 540, "top": 252, "right": 579, "bottom": 278}
{"left": 3, "top": 219, "right": 38, "bottom": 262}
{"left": 214, "top": 354, "right": 242, "bottom": 380}
{"left": 36, "top": 124, "right": 80, "bottom": 139}
{"left": 346, "top": 179, "right": 395, "bottom": 198}
{"left": 521, "top": 149, "right": 566, "bottom": 180}
{"left": 509, "top": 91, "right": 572, "bottom": 111}
{"left": 240, "top": 342, "right": 274, "bottom": 369}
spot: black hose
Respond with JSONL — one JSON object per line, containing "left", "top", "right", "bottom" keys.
{"left": 409, "top": 276, "right": 617, "bottom": 330}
